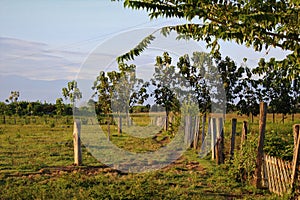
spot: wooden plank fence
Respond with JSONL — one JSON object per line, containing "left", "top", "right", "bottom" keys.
{"left": 262, "top": 154, "right": 300, "bottom": 196}
{"left": 262, "top": 124, "right": 300, "bottom": 197}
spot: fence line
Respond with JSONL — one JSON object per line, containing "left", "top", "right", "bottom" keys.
{"left": 262, "top": 154, "right": 300, "bottom": 196}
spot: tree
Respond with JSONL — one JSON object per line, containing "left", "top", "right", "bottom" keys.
{"left": 6, "top": 91, "right": 20, "bottom": 103}
{"left": 5, "top": 91, "right": 21, "bottom": 119}
{"left": 150, "top": 52, "right": 181, "bottom": 130}
{"left": 116, "top": 0, "right": 299, "bottom": 79}
{"left": 62, "top": 80, "right": 82, "bottom": 105}
{"left": 236, "top": 67, "right": 260, "bottom": 122}
{"left": 253, "top": 58, "right": 294, "bottom": 123}
{"left": 55, "top": 98, "right": 64, "bottom": 115}
{"left": 216, "top": 57, "right": 244, "bottom": 112}
{"left": 92, "top": 63, "right": 148, "bottom": 126}
{"left": 177, "top": 52, "right": 212, "bottom": 114}
{"left": 290, "top": 76, "right": 300, "bottom": 121}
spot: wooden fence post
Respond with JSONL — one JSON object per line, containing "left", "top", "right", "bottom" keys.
{"left": 118, "top": 115, "right": 122, "bottom": 135}
{"left": 73, "top": 120, "right": 82, "bottom": 166}
{"left": 254, "top": 102, "right": 267, "bottom": 188}
{"left": 291, "top": 124, "right": 300, "bottom": 195}
{"left": 216, "top": 117, "right": 225, "bottom": 164}
{"left": 193, "top": 116, "right": 200, "bottom": 150}
{"left": 241, "top": 121, "right": 248, "bottom": 149}
{"left": 211, "top": 118, "right": 217, "bottom": 160}
{"left": 184, "top": 115, "right": 191, "bottom": 146}
{"left": 230, "top": 118, "right": 237, "bottom": 160}
{"left": 201, "top": 114, "right": 206, "bottom": 145}
{"left": 108, "top": 121, "right": 111, "bottom": 141}
{"left": 293, "top": 124, "right": 300, "bottom": 153}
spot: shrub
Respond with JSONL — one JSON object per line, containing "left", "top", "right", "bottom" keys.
{"left": 229, "top": 132, "right": 258, "bottom": 184}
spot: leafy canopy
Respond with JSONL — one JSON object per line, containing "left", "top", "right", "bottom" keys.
{"left": 114, "top": 0, "right": 299, "bottom": 78}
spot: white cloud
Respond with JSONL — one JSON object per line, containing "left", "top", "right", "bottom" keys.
{"left": 0, "top": 37, "right": 86, "bottom": 80}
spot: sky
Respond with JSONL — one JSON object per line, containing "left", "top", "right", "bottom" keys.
{"left": 0, "top": 0, "right": 289, "bottom": 103}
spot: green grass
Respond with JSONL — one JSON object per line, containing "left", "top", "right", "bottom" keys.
{"left": 0, "top": 115, "right": 296, "bottom": 199}
{"left": 223, "top": 113, "right": 300, "bottom": 160}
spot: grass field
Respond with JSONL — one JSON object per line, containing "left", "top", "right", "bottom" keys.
{"left": 0, "top": 113, "right": 299, "bottom": 199}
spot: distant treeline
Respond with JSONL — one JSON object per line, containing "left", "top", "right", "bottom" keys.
{"left": 0, "top": 101, "right": 73, "bottom": 116}
{"left": 0, "top": 101, "right": 154, "bottom": 116}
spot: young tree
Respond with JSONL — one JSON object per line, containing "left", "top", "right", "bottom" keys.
{"left": 236, "top": 67, "right": 260, "bottom": 122}
{"left": 62, "top": 80, "right": 82, "bottom": 105}
{"left": 150, "top": 52, "right": 181, "bottom": 130}
{"left": 253, "top": 58, "right": 294, "bottom": 123}
{"left": 6, "top": 91, "right": 20, "bottom": 103}
{"left": 216, "top": 57, "right": 245, "bottom": 113}
{"left": 290, "top": 77, "right": 300, "bottom": 121}
{"left": 93, "top": 63, "right": 148, "bottom": 126}
{"left": 55, "top": 98, "right": 64, "bottom": 116}
{"left": 177, "top": 52, "right": 212, "bottom": 114}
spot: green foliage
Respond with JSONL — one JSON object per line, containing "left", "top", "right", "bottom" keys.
{"left": 117, "top": 34, "right": 155, "bottom": 63}
{"left": 118, "top": 0, "right": 299, "bottom": 79}
{"left": 55, "top": 98, "right": 64, "bottom": 115}
{"left": 130, "top": 105, "right": 150, "bottom": 113}
{"left": 151, "top": 52, "right": 181, "bottom": 116}
{"left": 177, "top": 52, "right": 212, "bottom": 114}
{"left": 264, "top": 130, "right": 294, "bottom": 161}
{"left": 62, "top": 80, "right": 82, "bottom": 104}
{"left": 92, "top": 63, "right": 148, "bottom": 116}
{"left": 229, "top": 133, "right": 258, "bottom": 184}
{"left": 5, "top": 91, "right": 20, "bottom": 103}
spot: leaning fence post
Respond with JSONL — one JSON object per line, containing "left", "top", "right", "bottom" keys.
{"left": 291, "top": 124, "right": 300, "bottom": 195}
{"left": 230, "top": 118, "right": 237, "bottom": 160}
{"left": 293, "top": 124, "right": 300, "bottom": 153}
{"left": 73, "top": 120, "right": 82, "bottom": 166}
{"left": 254, "top": 102, "right": 267, "bottom": 188}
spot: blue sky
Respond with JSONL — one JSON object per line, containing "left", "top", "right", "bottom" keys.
{"left": 0, "top": 0, "right": 288, "bottom": 103}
